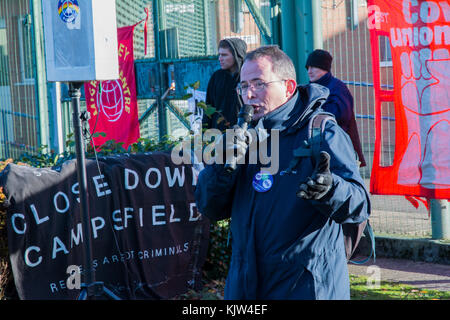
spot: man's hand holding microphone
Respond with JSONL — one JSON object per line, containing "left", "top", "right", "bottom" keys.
{"left": 224, "top": 104, "right": 254, "bottom": 172}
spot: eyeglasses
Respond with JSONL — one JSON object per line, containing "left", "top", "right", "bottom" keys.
{"left": 236, "top": 79, "right": 286, "bottom": 95}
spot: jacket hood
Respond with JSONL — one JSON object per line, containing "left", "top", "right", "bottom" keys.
{"left": 223, "top": 38, "right": 247, "bottom": 72}
{"left": 288, "top": 83, "right": 330, "bottom": 132}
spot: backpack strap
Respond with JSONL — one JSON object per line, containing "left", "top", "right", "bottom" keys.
{"left": 281, "top": 112, "right": 336, "bottom": 175}
{"left": 308, "top": 113, "right": 336, "bottom": 168}
{"left": 349, "top": 221, "right": 376, "bottom": 264}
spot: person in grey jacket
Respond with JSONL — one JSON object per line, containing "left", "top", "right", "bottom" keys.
{"left": 195, "top": 45, "right": 370, "bottom": 299}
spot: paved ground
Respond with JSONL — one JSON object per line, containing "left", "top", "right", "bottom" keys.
{"left": 347, "top": 257, "right": 450, "bottom": 292}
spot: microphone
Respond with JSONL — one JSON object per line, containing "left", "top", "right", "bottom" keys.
{"left": 236, "top": 104, "right": 254, "bottom": 130}
{"left": 225, "top": 104, "right": 254, "bottom": 172}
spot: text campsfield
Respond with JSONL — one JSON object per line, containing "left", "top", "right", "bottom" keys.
{"left": 171, "top": 128, "right": 280, "bottom": 174}
{"left": 9, "top": 165, "right": 201, "bottom": 268}
{"left": 13, "top": 204, "right": 200, "bottom": 268}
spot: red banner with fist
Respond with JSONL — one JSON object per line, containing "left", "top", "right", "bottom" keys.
{"left": 368, "top": 0, "right": 450, "bottom": 199}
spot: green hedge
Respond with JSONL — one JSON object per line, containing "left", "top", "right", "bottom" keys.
{"left": 203, "top": 220, "right": 232, "bottom": 282}
{"left": 0, "top": 159, "right": 18, "bottom": 299}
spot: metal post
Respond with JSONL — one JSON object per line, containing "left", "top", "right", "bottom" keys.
{"left": 430, "top": 199, "right": 450, "bottom": 240}
{"left": 311, "top": 0, "right": 323, "bottom": 49}
{"left": 270, "top": 0, "right": 281, "bottom": 46}
{"left": 31, "top": 0, "right": 50, "bottom": 149}
{"left": 69, "top": 82, "right": 94, "bottom": 296}
{"left": 46, "top": 82, "right": 64, "bottom": 154}
{"left": 154, "top": 0, "right": 168, "bottom": 140}
{"left": 244, "top": 0, "right": 272, "bottom": 44}
{"left": 280, "top": 1, "right": 298, "bottom": 77}
{"left": 203, "top": 0, "right": 211, "bottom": 55}
{"left": 280, "top": 0, "right": 315, "bottom": 84}
{"left": 55, "top": 81, "right": 64, "bottom": 154}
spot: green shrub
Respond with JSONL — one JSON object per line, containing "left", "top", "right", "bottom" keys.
{"left": 0, "top": 159, "right": 19, "bottom": 299}
{"left": 203, "top": 219, "right": 232, "bottom": 281}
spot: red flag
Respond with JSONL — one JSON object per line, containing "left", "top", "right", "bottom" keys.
{"left": 368, "top": 0, "right": 450, "bottom": 199}
{"left": 84, "top": 25, "right": 140, "bottom": 150}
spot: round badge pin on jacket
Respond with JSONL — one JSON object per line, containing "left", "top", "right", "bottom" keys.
{"left": 252, "top": 171, "right": 273, "bottom": 192}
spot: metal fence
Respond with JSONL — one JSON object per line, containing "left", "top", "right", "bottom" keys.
{"left": 136, "top": 0, "right": 270, "bottom": 143}
{"left": 57, "top": 0, "right": 273, "bottom": 146}
{"left": 321, "top": 0, "right": 431, "bottom": 237}
{"left": 0, "top": 0, "right": 433, "bottom": 237}
{"left": 145, "top": 0, "right": 432, "bottom": 237}
{"left": 0, "top": 0, "right": 39, "bottom": 159}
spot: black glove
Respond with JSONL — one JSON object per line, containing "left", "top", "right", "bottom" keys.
{"left": 297, "top": 151, "right": 333, "bottom": 200}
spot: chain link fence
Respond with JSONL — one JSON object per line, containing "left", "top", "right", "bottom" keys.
{"left": 0, "top": 0, "right": 433, "bottom": 237}
{"left": 321, "top": 0, "right": 431, "bottom": 237}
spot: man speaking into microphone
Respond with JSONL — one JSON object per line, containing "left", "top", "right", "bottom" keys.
{"left": 195, "top": 46, "right": 370, "bottom": 300}
{"left": 224, "top": 104, "right": 254, "bottom": 172}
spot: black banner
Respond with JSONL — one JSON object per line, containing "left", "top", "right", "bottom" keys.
{"left": 0, "top": 152, "right": 209, "bottom": 299}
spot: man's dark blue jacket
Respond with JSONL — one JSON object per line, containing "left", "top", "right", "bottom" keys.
{"left": 195, "top": 84, "right": 371, "bottom": 300}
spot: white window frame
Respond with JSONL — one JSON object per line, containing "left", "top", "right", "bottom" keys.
{"left": 379, "top": 36, "right": 393, "bottom": 67}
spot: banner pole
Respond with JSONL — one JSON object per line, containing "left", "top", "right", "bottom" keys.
{"left": 430, "top": 199, "right": 450, "bottom": 240}
{"left": 69, "top": 82, "right": 122, "bottom": 300}
{"left": 69, "top": 82, "right": 95, "bottom": 296}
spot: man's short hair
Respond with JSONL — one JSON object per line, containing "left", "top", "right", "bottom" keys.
{"left": 218, "top": 39, "right": 232, "bottom": 51}
{"left": 244, "top": 45, "right": 296, "bottom": 81}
